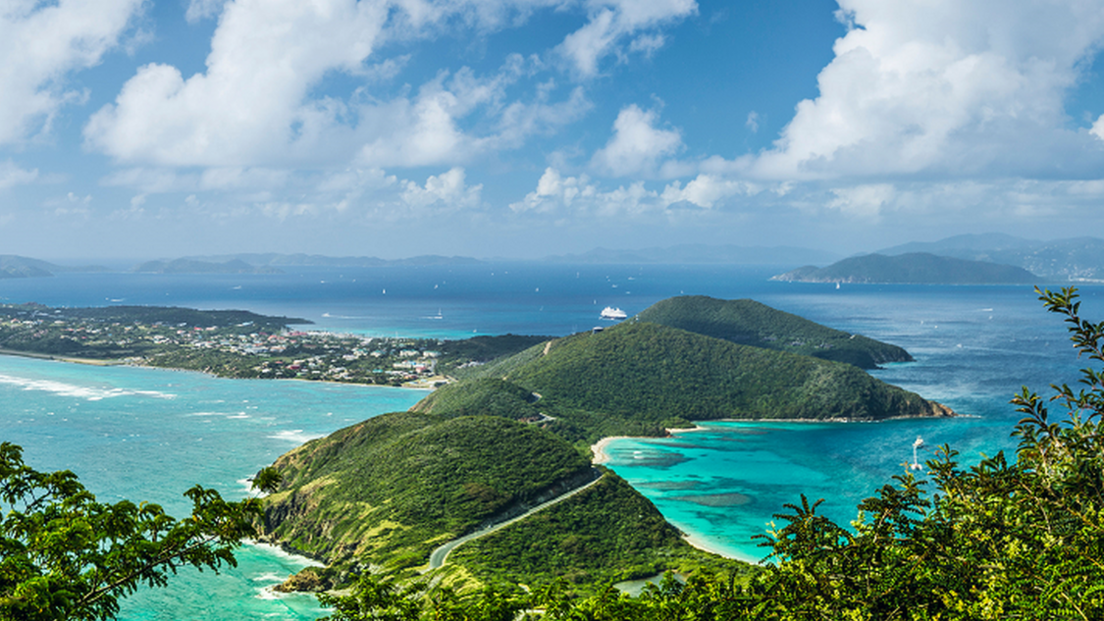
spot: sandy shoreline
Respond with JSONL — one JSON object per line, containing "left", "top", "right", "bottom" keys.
{"left": 591, "top": 432, "right": 747, "bottom": 561}
{"left": 681, "top": 532, "right": 748, "bottom": 562}
{"left": 589, "top": 435, "right": 634, "bottom": 464}
{"left": 0, "top": 348, "right": 123, "bottom": 366}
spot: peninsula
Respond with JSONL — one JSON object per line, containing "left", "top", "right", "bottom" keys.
{"left": 258, "top": 296, "right": 952, "bottom": 594}
{"left": 0, "top": 303, "right": 546, "bottom": 386}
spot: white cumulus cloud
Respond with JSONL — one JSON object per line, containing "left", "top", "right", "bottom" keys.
{"left": 513, "top": 166, "right": 746, "bottom": 216}
{"left": 558, "top": 0, "right": 697, "bottom": 77}
{"left": 751, "top": 0, "right": 1104, "bottom": 180}
{"left": 0, "top": 160, "right": 38, "bottom": 190}
{"left": 400, "top": 167, "right": 482, "bottom": 211}
{"left": 85, "top": 0, "right": 390, "bottom": 167}
{"left": 826, "top": 183, "right": 896, "bottom": 218}
{"left": 590, "top": 104, "right": 682, "bottom": 177}
{"left": 0, "top": 0, "right": 143, "bottom": 145}
{"left": 660, "top": 175, "right": 759, "bottom": 209}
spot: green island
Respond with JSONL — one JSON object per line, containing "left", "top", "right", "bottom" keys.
{"left": 772, "top": 251, "right": 1037, "bottom": 284}
{"left": 256, "top": 295, "right": 952, "bottom": 599}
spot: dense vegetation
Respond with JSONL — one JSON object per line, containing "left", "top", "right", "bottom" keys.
{"left": 408, "top": 378, "right": 544, "bottom": 421}
{"left": 773, "top": 252, "right": 1037, "bottom": 284}
{"left": 633, "top": 296, "right": 912, "bottom": 368}
{"left": 0, "top": 443, "right": 267, "bottom": 621}
{"left": 438, "top": 321, "right": 949, "bottom": 443}
{"left": 449, "top": 473, "right": 740, "bottom": 591}
{"left": 310, "top": 287, "right": 1104, "bottom": 619}
{"left": 435, "top": 334, "right": 551, "bottom": 369}
{"left": 19, "top": 290, "right": 1104, "bottom": 618}
{"left": 261, "top": 413, "right": 595, "bottom": 573}
{"left": 263, "top": 297, "right": 949, "bottom": 597}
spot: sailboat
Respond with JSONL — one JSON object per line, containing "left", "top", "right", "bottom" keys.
{"left": 911, "top": 436, "right": 924, "bottom": 471}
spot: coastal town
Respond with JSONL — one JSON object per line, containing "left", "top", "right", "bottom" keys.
{"left": 0, "top": 303, "right": 544, "bottom": 387}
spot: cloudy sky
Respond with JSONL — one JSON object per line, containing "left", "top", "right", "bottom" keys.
{"left": 2, "top": 0, "right": 1104, "bottom": 261}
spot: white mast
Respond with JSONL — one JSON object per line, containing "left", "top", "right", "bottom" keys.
{"left": 911, "top": 436, "right": 924, "bottom": 471}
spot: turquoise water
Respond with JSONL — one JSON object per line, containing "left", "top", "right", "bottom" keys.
{"left": 601, "top": 280, "right": 1099, "bottom": 561}
{"left": 1, "top": 265, "right": 1102, "bottom": 616}
{"left": 0, "top": 355, "right": 424, "bottom": 620}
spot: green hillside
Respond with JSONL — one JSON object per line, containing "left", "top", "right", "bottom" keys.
{"left": 435, "top": 321, "right": 951, "bottom": 443}
{"left": 261, "top": 296, "right": 949, "bottom": 594}
{"left": 261, "top": 413, "right": 591, "bottom": 570}
{"left": 449, "top": 473, "right": 734, "bottom": 589}
{"left": 409, "top": 378, "right": 543, "bottom": 421}
{"left": 260, "top": 411, "right": 732, "bottom": 591}
{"left": 633, "top": 296, "right": 911, "bottom": 368}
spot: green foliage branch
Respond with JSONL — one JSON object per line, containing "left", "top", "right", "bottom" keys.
{"left": 0, "top": 443, "right": 265, "bottom": 620}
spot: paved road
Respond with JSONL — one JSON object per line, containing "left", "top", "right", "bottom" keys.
{"left": 427, "top": 473, "right": 605, "bottom": 570}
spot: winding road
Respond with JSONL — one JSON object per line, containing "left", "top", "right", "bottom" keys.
{"left": 427, "top": 472, "right": 605, "bottom": 570}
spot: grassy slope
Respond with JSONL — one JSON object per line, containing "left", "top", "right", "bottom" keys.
{"left": 432, "top": 322, "right": 950, "bottom": 443}
{"left": 449, "top": 473, "right": 745, "bottom": 593}
{"left": 409, "top": 378, "right": 543, "bottom": 421}
{"left": 262, "top": 413, "right": 591, "bottom": 570}
{"left": 633, "top": 296, "right": 912, "bottom": 368}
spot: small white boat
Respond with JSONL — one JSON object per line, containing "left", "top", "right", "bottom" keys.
{"left": 600, "top": 306, "right": 627, "bottom": 320}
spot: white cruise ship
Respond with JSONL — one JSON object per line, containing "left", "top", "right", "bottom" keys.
{"left": 600, "top": 306, "right": 628, "bottom": 320}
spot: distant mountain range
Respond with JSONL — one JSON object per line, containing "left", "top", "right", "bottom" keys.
{"left": 0, "top": 255, "right": 109, "bottom": 279}
{"left": 6, "top": 236, "right": 1104, "bottom": 280}
{"left": 539, "top": 244, "right": 841, "bottom": 265}
{"left": 773, "top": 253, "right": 1037, "bottom": 285}
{"left": 133, "top": 259, "right": 284, "bottom": 274}
{"left": 875, "top": 234, "right": 1104, "bottom": 281}
{"left": 185, "top": 253, "right": 485, "bottom": 268}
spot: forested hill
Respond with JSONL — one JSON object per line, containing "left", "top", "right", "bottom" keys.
{"left": 772, "top": 252, "right": 1037, "bottom": 284}
{"left": 261, "top": 295, "right": 951, "bottom": 594}
{"left": 633, "top": 296, "right": 911, "bottom": 368}
{"left": 260, "top": 412, "right": 730, "bottom": 592}
{"left": 423, "top": 321, "right": 952, "bottom": 443}
{"left": 263, "top": 414, "right": 591, "bottom": 568}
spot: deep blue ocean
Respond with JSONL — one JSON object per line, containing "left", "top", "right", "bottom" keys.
{"left": 1, "top": 264, "right": 1101, "bottom": 619}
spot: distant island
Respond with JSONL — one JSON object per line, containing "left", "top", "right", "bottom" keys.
{"left": 538, "top": 244, "right": 841, "bottom": 265}
{"left": 183, "top": 253, "right": 485, "bottom": 268}
{"left": 0, "top": 254, "right": 108, "bottom": 278}
{"left": 772, "top": 252, "right": 1037, "bottom": 285}
{"left": 875, "top": 234, "right": 1104, "bottom": 282}
{"left": 133, "top": 258, "right": 284, "bottom": 274}
{"left": 5, "top": 235, "right": 1104, "bottom": 279}
{"left": 258, "top": 295, "right": 951, "bottom": 594}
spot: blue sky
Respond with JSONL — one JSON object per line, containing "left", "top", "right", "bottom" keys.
{"left": 2, "top": 0, "right": 1104, "bottom": 261}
